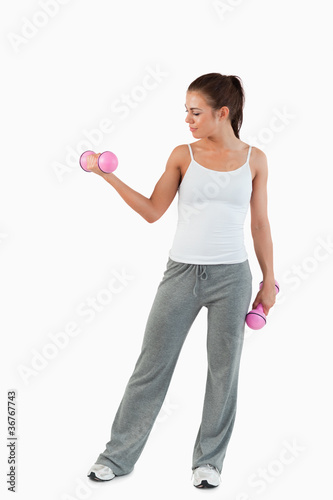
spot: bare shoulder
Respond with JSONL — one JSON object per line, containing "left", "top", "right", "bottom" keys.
{"left": 250, "top": 146, "right": 268, "bottom": 180}
{"left": 165, "top": 144, "right": 190, "bottom": 170}
{"left": 169, "top": 144, "right": 190, "bottom": 162}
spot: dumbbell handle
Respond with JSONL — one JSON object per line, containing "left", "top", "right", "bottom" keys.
{"left": 251, "top": 303, "right": 265, "bottom": 314}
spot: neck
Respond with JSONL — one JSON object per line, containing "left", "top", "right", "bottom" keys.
{"left": 202, "top": 126, "right": 241, "bottom": 151}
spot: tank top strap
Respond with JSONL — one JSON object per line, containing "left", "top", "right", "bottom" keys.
{"left": 246, "top": 145, "right": 252, "bottom": 163}
{"left": 187, "top": 144, "right": 194, "bottom": 162}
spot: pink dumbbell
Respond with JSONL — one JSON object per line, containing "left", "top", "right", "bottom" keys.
{"left": 79, "top": 150, "right": 118, "bottom": 174}
{"left": 245, "top": 279, "right": 280, "bottom": 330}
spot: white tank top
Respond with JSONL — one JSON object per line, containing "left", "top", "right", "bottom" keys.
{"left": 169, "top": 143, "right": 253, "bottom": 264}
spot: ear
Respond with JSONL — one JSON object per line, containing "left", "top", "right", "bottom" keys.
{"left": 219, "top": 106, "right": 230, "bottom": 121}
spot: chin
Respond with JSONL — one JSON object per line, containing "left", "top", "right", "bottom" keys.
{"left": 193, "top": 131, "right": 205, "bottom": 139}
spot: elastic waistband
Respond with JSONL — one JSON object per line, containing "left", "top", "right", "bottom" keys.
{"left": 167, "top": 257, "right": 249, "bottom": 297}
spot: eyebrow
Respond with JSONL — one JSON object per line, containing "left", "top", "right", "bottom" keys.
{"left": 184, "top": 104, "right": 203, "bottom": 111}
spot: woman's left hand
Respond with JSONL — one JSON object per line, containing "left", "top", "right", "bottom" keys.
{"left": 252, "top": 281, "right": 276, "bottom": 316}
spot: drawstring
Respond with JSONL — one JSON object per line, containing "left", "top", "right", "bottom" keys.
{"left": 193, "top": 265, "right": 207, "bottom": 296}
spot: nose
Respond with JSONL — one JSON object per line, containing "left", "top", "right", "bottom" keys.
{"left": 185, "top": 115, "right": 194, "bottom": 124}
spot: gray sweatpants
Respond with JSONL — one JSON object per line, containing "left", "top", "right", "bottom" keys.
{"left": 95, "top": 257, "right": 252, "bottom": 476}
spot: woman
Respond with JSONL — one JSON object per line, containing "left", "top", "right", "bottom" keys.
{"left": 85, "top": 73, "right": 276, "bottom": 489}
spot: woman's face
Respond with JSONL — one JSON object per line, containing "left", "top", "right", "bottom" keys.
{"left": 185, "top": 91, "right": 228, "bottom": 138}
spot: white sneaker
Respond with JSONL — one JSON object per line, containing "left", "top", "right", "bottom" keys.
{"left": 87, "top": 463, "right": 115, "bottom": 481}
{"left": 192, "top": 463, "right": 221, "bottom": 488}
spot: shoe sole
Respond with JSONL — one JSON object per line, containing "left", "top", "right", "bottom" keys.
{"left": 194, "top": 479, "right": 219, "bottom": 488}
{"left": 87, "top": 472, "right": 114, "bottom": 482}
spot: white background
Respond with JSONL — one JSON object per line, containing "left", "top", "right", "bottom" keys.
{"left": 1, "top": 0, "right": 332, "bottom": 498}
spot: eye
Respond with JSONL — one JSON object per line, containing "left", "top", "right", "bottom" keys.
{"left": 185, "top": 110, "right": 200, "bottom": 116}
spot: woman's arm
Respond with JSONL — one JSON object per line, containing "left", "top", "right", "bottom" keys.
{"left": 250, "top": 148, "right": 276, "bottom": 315}
{"left": 86, "top": 146, "right": 184, "bottom": 223}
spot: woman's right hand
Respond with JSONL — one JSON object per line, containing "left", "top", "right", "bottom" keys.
{"left": 86, "top": 153, "right": 103, "bottom": 175}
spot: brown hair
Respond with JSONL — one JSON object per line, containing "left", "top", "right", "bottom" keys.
{"left": 187, "top": 73, "right": 245, "bottom": 139}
